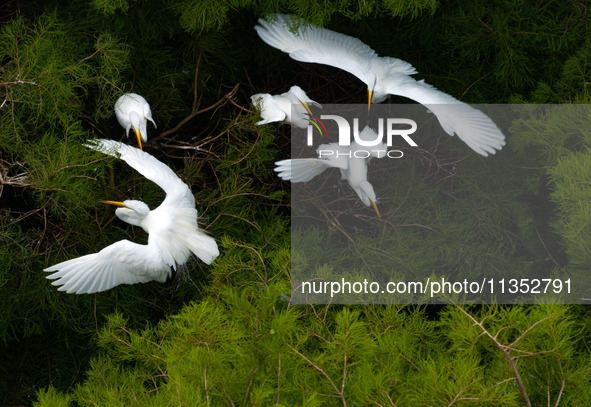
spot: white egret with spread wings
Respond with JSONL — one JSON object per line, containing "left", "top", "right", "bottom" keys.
{"left": 45, "top": 139, "right": 219, "bottom": 294}
{"left": 275, "top": 126, "right": 385, "bottom": 216}
{"left": 255, "top": 14, "right": 505, "bottom": 157}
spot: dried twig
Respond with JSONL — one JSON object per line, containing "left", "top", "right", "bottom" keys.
{"left": 156, "top": 53, "right": 240, "bottom": 141}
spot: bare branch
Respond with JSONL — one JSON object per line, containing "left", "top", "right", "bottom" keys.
{"left": 155, "top": 53, "right": 239, "bottom": 141}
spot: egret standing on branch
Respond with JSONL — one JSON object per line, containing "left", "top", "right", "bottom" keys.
{"left": 115, "top": 93, "right": 156, "bottom": 150}
{"left": 251, "top": 85, "right": 322, "bottom": 128}
{"left": 45, "top": 139, "right": 219, "bottom": 294}
{"left": 255, "top": 14, "right": 505, "bottom": 157}
{"left": 275, "top": 126, "right": 385, "bottom": 217}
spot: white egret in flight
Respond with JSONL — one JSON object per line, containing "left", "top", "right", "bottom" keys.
{"left": 115, "top": 93, "right": 156, "bottom": 150}
{"left": 45, "top": 139, "right": 219, "bottom": 294}
{"left": 255, "top": 14, "right": 505, "bottom": 157}
{"left": 251, "top": 85, "right": 322, "bottom": 128}
{"left": 275, "top": 126, "right": 384, "bottom": 217}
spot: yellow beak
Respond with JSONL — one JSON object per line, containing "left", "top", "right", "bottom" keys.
{"left": 371, "top": 200, "right": 380, "bottom": 218}
{"left": 133, "top": 128, "right": 143, "bottom": 150}
{"left": 367, "top": 89, "right": 373, "bottom": 113}
{"left": 101, "top": 200, "right": 127, "bottom": 207}
{"left": 298, "top": 99, "right": 314, "bottom": 117}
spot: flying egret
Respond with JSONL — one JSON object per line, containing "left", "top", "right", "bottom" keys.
{"left": 275, "top": 126, "right": 384, "bottom": 216}
{"left": 251, "top": 85, "right": 322, "bottom": 128}
{"left": 45, "top": 139, "right": 219, "bottom": 294}
{"left": 114, "top": 93, "right": 156, "bottom": 150}
{"left": 255, "top": 14, "right": 505, "bottom": 157}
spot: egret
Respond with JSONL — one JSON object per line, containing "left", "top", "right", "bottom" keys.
{"left": 114, "top": 93, "right": 156, "bottom": 150}
{"left": 275, "top": 126, "right": 384, "bottom": 217}
{"left": 255, "top": 14, "right": 505, "bottom": 157}
{"left": 45, "top": 139, "right": 219, "bottom": 294}
{"left": 251, "top": 85, "right": 322, "bottom": 128}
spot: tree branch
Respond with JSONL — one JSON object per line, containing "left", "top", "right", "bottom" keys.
{"left": 155, "top": 53, "right": 239, "bottom": 141}
{"left": 287, "top": 343, "right": 348, "bottom": 407}
{"left": 455, "top": 305, "right": 532, "bottom": 407}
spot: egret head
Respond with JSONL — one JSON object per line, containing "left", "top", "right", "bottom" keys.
{"left": 288, "top": 86, "right": 322, "bottom": 128}
{"left": 289, "top": 85, "right": 321, "bottom": 109}
{"left": 367, "top": 74, "right": 393, "bottom": 111}
{"left": 357, "top": 181, "right": 380, "bottom": 218}
{"left": 102, "top": 200, "right": 150, "bottom": 227}
{"left": 128, "top": 112, "right": 143, "bottom": 150}
{"left": 288, "top": 86, "right": 310, "bottom": 103}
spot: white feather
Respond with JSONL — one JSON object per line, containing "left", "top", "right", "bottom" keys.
{"left": 114, "top": 93, "right": 156, "bottom": 148}
{"left": 251, "top": 85, "right": 321, "bottom": 128}
{"left": 45, "top": 139, "right": 219, "bottom": 294}
{"left": 256, "top": 14, "right": 505, "bottom": 156}
{"left": 275, "top": 126, "right": 384, "bottom": 212}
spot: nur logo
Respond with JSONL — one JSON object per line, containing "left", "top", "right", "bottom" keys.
{"left": 305, "top": 115, "right": 419, "bottom": 159}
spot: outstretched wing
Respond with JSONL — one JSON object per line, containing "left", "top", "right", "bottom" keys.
{"left": 384, "top": 79, "right": 506, "bottom": 156}
{"left": 275, "top": 143, "right": 350, "bottom": 182}
{"left": 255, "top": 14, "right": 376, "bottom": 85}
{"left": 45, "top": 240, "right": 172, "bottom": 294}
{"left": 275, "top": 159, "right": 334, "bottom": 183}
{"left": 86, "top": 139, "right": 195, "bottom": 208}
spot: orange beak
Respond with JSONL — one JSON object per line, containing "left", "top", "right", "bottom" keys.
{"left": 371, "top": 200, "right": 380, "bottom": 218}
{"left": 133, "top": 128, "right": 143, "bottom": 150}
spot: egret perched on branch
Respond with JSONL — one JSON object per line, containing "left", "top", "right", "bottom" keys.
{"left": 45, "top": 139, "right": 219, "bottom": 294}
{"left": 251, "top": 85, "right": 322, "bottom": 128}
{"left": 275, "top": 126, "right": 384, "bottom": 217}
{"left": 115, "top": 93, "right": 156, "bottom": 150}
{"left": 255, "top": 14, "right": 505, "bottom": 157}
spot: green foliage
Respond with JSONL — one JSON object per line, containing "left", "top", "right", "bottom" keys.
{"left": 173, "top": 0, "right": 438, "bottom": 33}
{"left": 389, "top": 0, "right": 589, "bottom": 103}
{"left": 175, "top": 0, "right": 245, "bottom": 33}
{"left": 510, "top": 105, "right": 591, "bottom": 165}
{"left": 529, "top": 39, "right": 591, "bottom": 103}
{"left": 549, "top": 150, "right": 591, "bottom": 268}
{"left": 32, "top": 300, "right": 591, "bottom": 405}
{"left": 0, "top": 0, "right": 589, "bottom": 405}
{"left": 0, "top": 13, "right": 129, "bottom": 150}
{"left": 92, "top": 0, "right": 137, "bottom": 15}
{"left": 35, "top": 387, "right": 73, "bottom": 406}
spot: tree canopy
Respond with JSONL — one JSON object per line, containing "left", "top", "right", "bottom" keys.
{"left": 1, "top": 0, "right": 590, "bottom": 405}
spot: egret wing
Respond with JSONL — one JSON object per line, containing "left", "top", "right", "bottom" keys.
{"left": 114, "top": 96, "right": 129, "bottom": 116}
{"left": 275, "top": 143, "right": 349, "bottom": 182}
{"left": 86, "top": 139, "right": 195, "bottom": 208}
{"left": 143, "top": 100, "right": 156, "bottom": 127}
{"left": 275, "top": 159, "right": 333, "bottom": 182}
{"left": 256, "top": 14, "right": 376, "bottom": 85}
{"left": 383, "top": 79, "right": 506, "bottom": 156}
{"left": 45, "top": 240, "right": 171, "bottom": 294}
{"left": 251, "top": 93, "right": 288, "bottom": 124}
